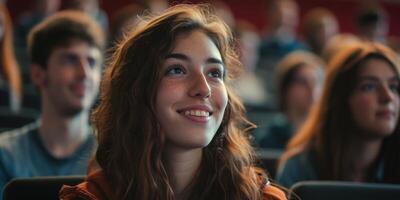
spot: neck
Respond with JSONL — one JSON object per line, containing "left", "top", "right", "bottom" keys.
{"left": 163, "top": 147, "right": 202, "bottom": 200}
{"left": 285, "top": 108, "right": 307, "bottom": 131}
{"left": 269, "top": 26, "right": 294, "bottom": 40}
{"left": 342, "top": 134, "right": 383, "bottom": 181}
{"left": 39, "top": 104, "right": 90, "bottom": 159}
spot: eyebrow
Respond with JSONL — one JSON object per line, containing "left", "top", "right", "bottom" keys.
{"left": 165, "top": 53, "right": 224, "bottom": 65}
{"left": 358, "top": 76, "right": 400, "bottom": 82}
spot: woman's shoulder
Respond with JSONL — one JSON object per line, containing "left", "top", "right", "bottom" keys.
{"left": 59, "top": 170, "right": 113, "bottom": 200}
{"left": 276, "top": 148, "right": 318, "bottom": 187}
{"left": 263, "top": 183, "right": 288, "bottom": 200}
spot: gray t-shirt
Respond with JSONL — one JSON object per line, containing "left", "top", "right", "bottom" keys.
{"left": 0, "top": 122, "right": 95, "bottom": 198}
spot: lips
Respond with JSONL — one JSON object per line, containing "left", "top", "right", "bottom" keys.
{"left": 177, "top": 105, "right": 213, "bottom": 123}
{"left": 376, "top": 110, "right": 395, "bottom": 119}
{"left": 184, "top": 110, "right": 210, "bottom": 117}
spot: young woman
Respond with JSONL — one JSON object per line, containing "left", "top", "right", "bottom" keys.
{"left": 276, "top": 42, "right": 400, "bottom": 187}
{"left": 60, "top": 4, "right": 287, "bottom": 200}
{"left": 0, "top": 4, "right": 22, "bottom": 113}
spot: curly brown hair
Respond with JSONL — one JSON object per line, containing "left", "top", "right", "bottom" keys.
{"left": 92, "top": 4, "right": 272, "bottom": 200}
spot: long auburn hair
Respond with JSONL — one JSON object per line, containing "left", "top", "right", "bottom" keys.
{"left": 281, "top": 42, "right": 400, "bottom": 182}
{"left": 92, "top": 4, "right": 269, "bottom": 199}
{"left": 0, "top": 4, "right": 21, "bottom": 111}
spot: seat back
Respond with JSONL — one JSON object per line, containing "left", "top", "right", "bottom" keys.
{"left": 3, "top": 176, "right": 84, "bottom": 200}
{"left": 290, "top": 181, "right": 400, "bottom": 200}
{"left": 0, "top": 106, "right": 39, "bottom": 132}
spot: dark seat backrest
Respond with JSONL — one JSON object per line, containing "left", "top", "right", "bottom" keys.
{"left": 290, "top": 181, "right": 400, "bottom": 200}
{"left": 0, "top": 106, "right": 39, "bottom": 132}
{"left": 3, "top": 176, "right": 84, "bottom": 200}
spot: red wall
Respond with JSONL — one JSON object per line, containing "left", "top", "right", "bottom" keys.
{"left": 7, "top": 0, "right": 400, "bottom": 36}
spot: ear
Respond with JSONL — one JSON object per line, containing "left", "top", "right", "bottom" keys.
{"left": 30, "top": 64, "right": 46, "bottom": 88}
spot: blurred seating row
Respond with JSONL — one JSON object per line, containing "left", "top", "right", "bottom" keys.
{"left": 3, "top": 176, "right": 400, "bottom": 200}
{"left": 290, "top": 181, "right": 400, "bottom": 200}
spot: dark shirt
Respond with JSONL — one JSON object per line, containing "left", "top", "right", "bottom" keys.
{"left": 276, "top": 149, "right": 385, "bottom": 188}
{"left": 258, "top": 114, "right": 293, "bottom": 150}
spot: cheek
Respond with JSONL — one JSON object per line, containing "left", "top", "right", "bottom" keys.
{"left": 45, "top": 70, "right": 64, "bottom": 88}
{"left": 352, "top": 95, "right": 374, "bottom": 110}
{"left": 90, "top": 69, "right": 101, "bottom": 82}
{"left": 156, "top": 81, "right": 183, "bottom": 110}
{"left": 49, "top": 68, "right": 74, "bottom": 85}
{"left": 213, "top": 85, "right": 228, "bottom": 111}
{"left": 350, "top": 95, "right": 375, "bottom": 120}
{"left": 89, "top": 71, "right": 101, "bottom": 90}
{"left": 393, "top": 95, "right": 400, "bottom": 108}
{"left": 287, "top": 85, "right": 311, "bottom": 102}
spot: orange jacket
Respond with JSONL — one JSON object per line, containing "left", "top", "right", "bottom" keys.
{"left": 60, "top": 170, "right": 287, "bottom": 200}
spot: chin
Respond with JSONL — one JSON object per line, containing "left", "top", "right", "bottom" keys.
{"left": 372, "top": 126, "right": 396, "bottom": 138}
{"left": 174, "top": 138, "right": 213, "bottom": 150}
{"left": 62, "top": 106, "right": 84, "bottom": 117}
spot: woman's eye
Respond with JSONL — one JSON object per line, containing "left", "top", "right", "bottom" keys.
{"left": 389, "top": 82, "right": 399, "bottom": 93}
{"left": 359, "top": 83, "right": 377, "bottom": 92}
{"left": 208, "top": 69, "right": 223, "bottom": 79}
{"left": 166, "top": 65, "right": 185, "bottom": 75}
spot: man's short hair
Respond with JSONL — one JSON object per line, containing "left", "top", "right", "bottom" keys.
{"left": 356, "top": 8, "right": 387, "bottom": 29}
{"left": 28, "top": 11, "right": 105, "bottom": 69}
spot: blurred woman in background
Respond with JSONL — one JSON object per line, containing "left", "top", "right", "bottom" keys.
{"left": 277, "top": 42, "right": 400, "bottom": 187}
{"left": 259, "top": 51, "right": 324, "bottom": 150}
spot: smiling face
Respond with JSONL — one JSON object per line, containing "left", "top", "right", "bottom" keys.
{"left": 32, "top": 40, "right": 102, "bottom": 116}
{"left": 155, "top": 30, "right": 228, "bottom": 151}
{"left": 349, "top": 58, "right": 400, "bottom": 139}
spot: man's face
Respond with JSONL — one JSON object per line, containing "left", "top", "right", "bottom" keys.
{"left": 33, "top": 40, "right": 102, "bottom": 116}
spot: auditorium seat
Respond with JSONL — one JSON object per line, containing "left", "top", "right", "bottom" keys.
{"left": 290, "top": 181, "right": 400, "bottom": 200}
{"left": 3, "top": 176, "right": 85, "bottom": 200}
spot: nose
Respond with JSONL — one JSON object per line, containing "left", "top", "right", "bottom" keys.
{"left": 379, "top": 85, "right": 395, "bottom": 104}
{"left": 189, "top": 72, "right": 211, "bottom": 99}
{"left": 76, "top": 58, "right": 89, "bottom": 79}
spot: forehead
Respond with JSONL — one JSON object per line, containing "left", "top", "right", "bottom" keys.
{"left": 171, "top": 30, "right": 222, "bottom": 60}
{"left": 296, "top": 65, "right": 319, "bottom": 77}
{"left": 357, "top": 58, "right": 397, "bottom": 77}
{"left": 51, "top": 40, "right": 101, "bottom": 57}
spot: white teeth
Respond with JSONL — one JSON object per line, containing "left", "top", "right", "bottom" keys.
{"left": 184, "top": 110, "right": 210, "bottom": 117}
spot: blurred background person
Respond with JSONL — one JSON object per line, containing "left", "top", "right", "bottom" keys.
{"left": 109, "top": 3, "right": 144, "bottom": 46}
{"left": 354, "top": 3, "right": 400, "bottom": 54}
{"left": 277, "top": 42, "right": 400, "bottom": 187}
{"left": 212, "top": 0, "right": 235, "bottom": 29}
{"left": 137, "top": 0, "right": 168, "bottom": 14}
{"left": 0, "top": 4, "right": 22, "bottom": 113}
{"left": 321, "top": 33, "right": 362, "bottom": 64}
{"left": 232, "top": 21, "right": 268, "bottom": 108}
{"left": 257, "top": 0, "right": 304, "bottom": 109}
{"left": 64, "top": 0, "right": 108, "bottom": 34}
{"left": 14, "top": 0, "right": 61, "bottom": 84}
{"left": 354, "top": 5, "right": 388, "bottom": 44}
{"left": 258, "top": 50, "right": 324, "bottom": 150}
{"left": 301, "top": 7, "right": 339, "bottom": 57}
{"left": 0, "top": 11, "right": 105, "bottom": 198}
